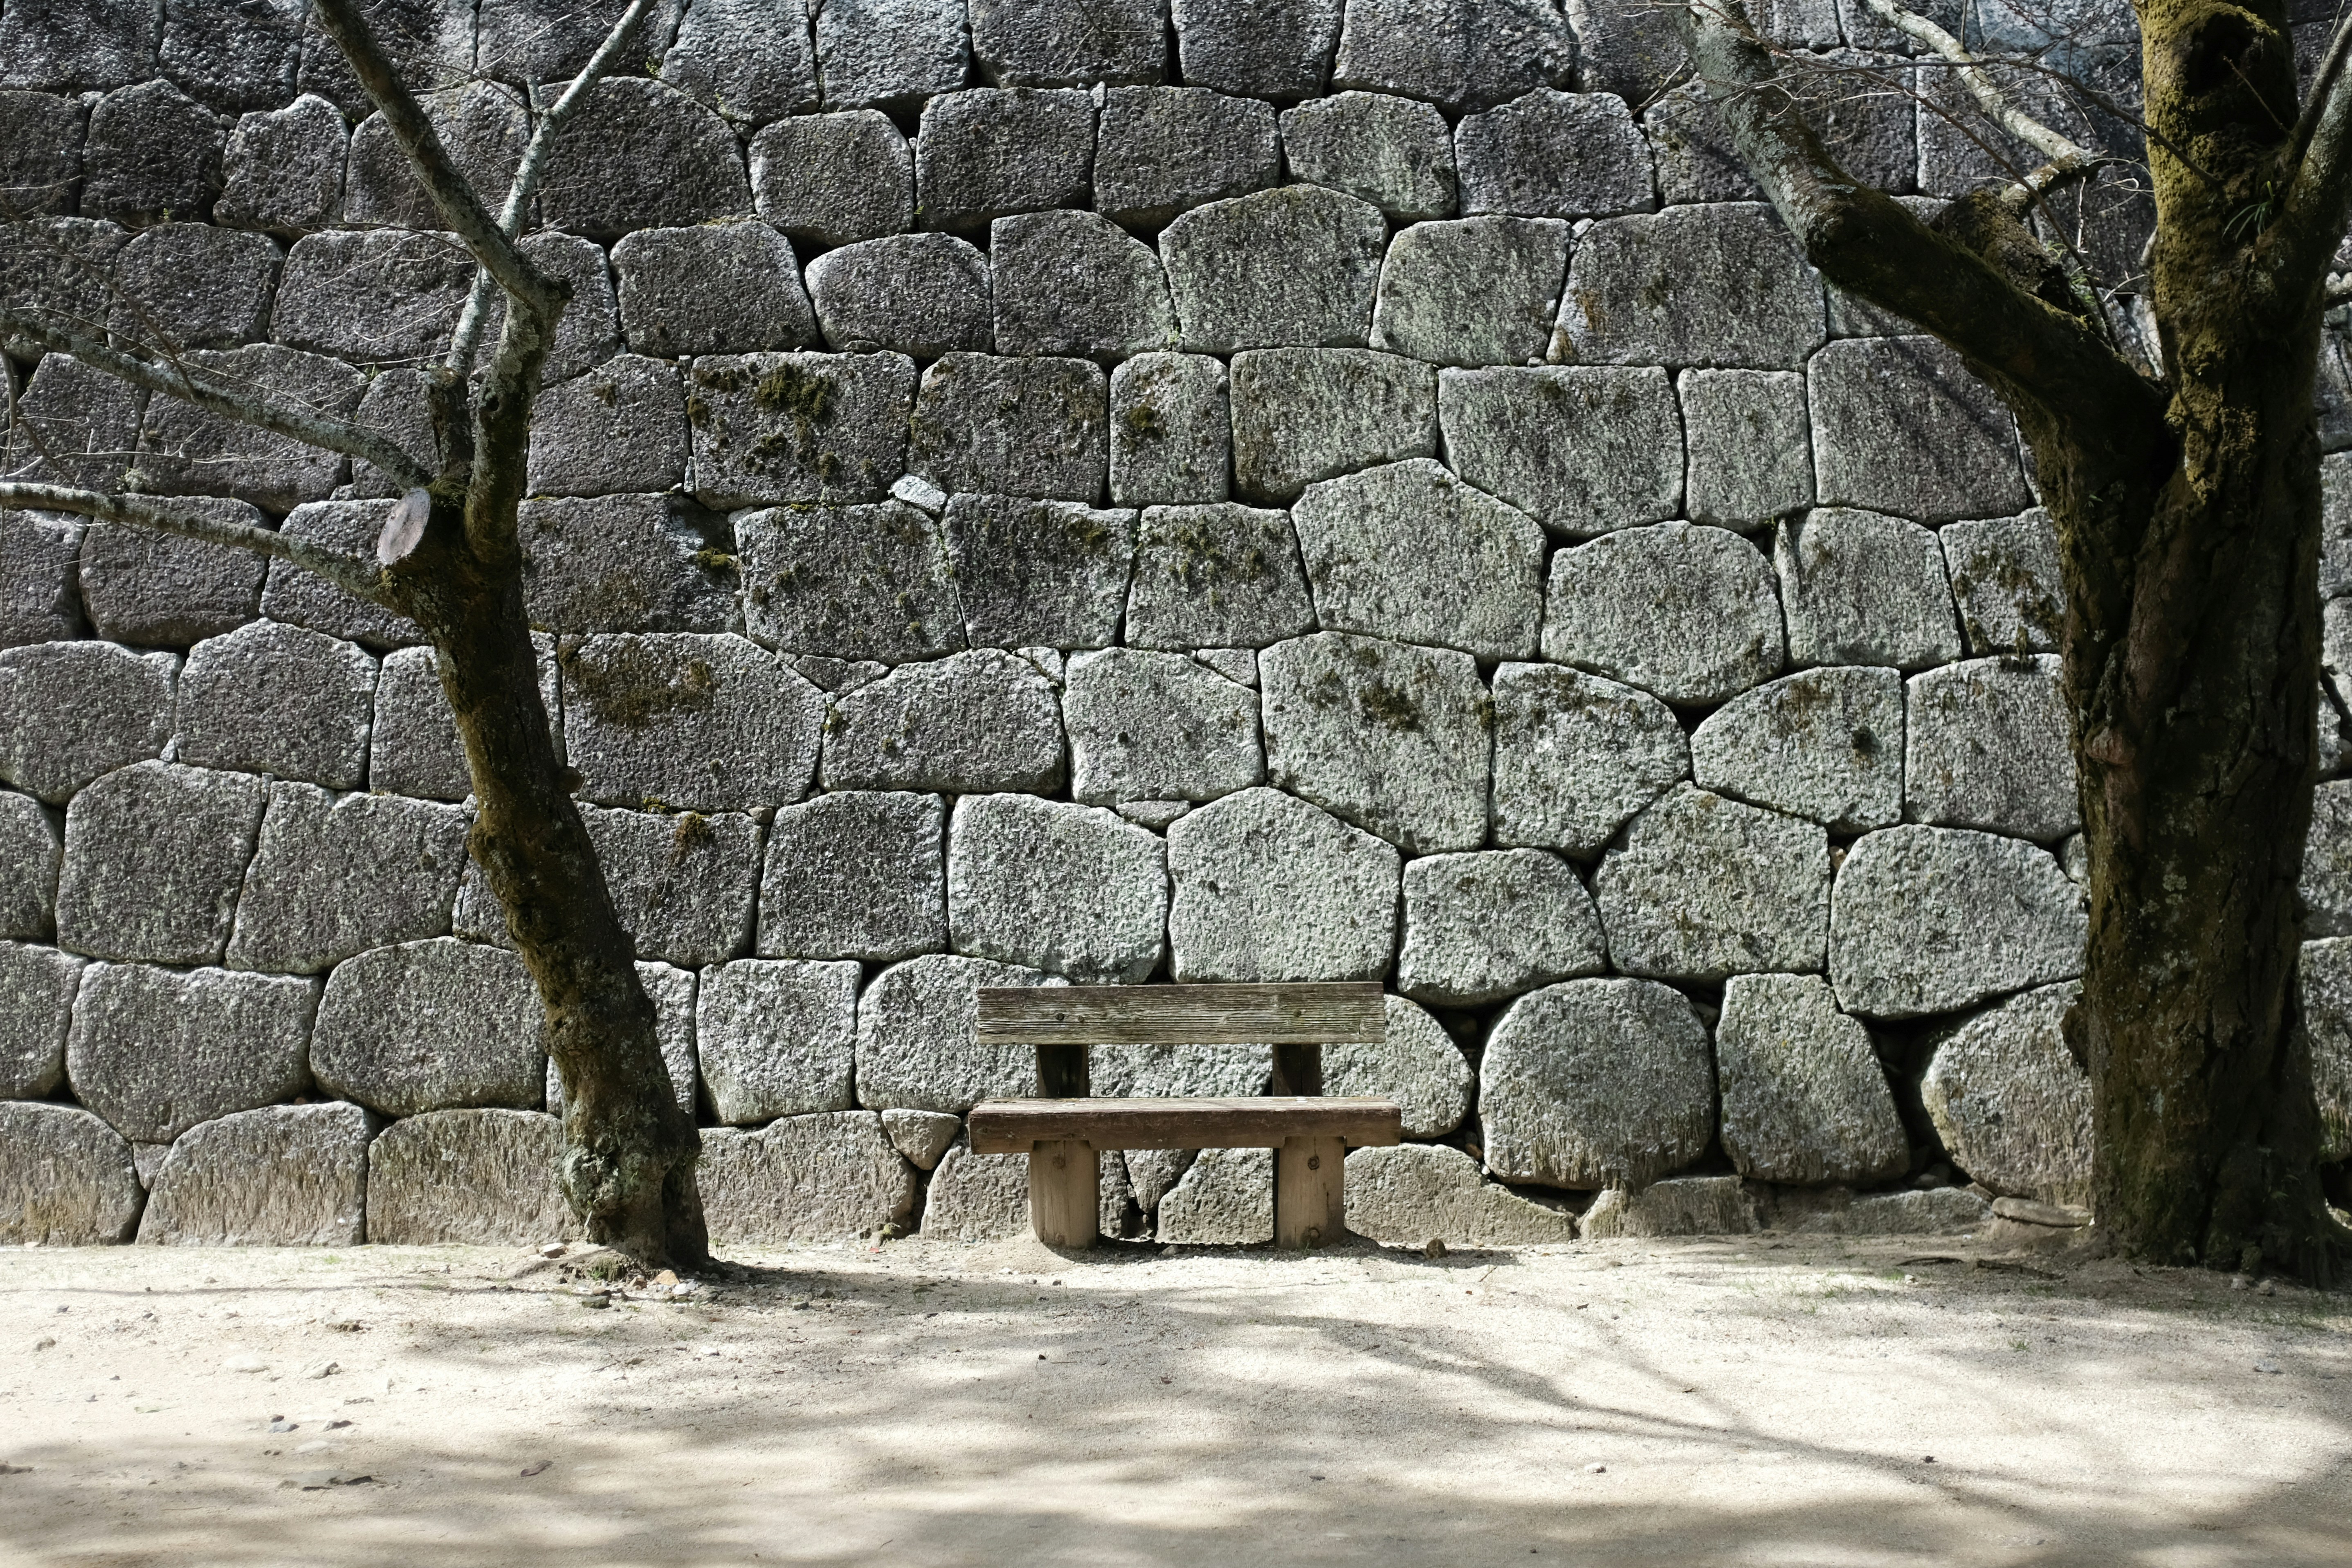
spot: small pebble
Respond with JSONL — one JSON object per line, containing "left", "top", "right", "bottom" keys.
{"left": 520, "top": 1460, "right": 553, "bottom": 1478}
{"left": 222, "top": 1356, "right": 268, "bottom": 1375}
{"left": 2255, "top": 1360, "right": 2282, "bottom": 1375}
{"left": 31, "top": 1337, "right": 54, "bottom": 1352}
{"left": 1584, "top": 1463, "right": 1606, "bottom": 1474}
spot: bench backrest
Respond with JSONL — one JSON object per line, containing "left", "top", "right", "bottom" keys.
{"left": 975, "top": 982, "right": 1386, "bottom": 1098}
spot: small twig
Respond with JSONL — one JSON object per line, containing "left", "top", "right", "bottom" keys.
{"left": 0, "top": 482, "right": 390, "bottom": 600}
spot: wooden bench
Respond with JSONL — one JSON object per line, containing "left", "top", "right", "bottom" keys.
{"left": 965, "top": 982, "right": 1402, "bottom": 1250}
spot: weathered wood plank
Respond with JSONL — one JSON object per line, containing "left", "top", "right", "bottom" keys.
{"left": 1027, "top": 1139, "right": 1098, "bottom": 1250}
{"left": 968, "top": 1096, "right": 1402, "bottom": 1154}
{"left": 975, "top": 983, "right": 1385, "bottom": 1045}
{"left": 1275, "top": 1134, "right": 1346, "bottom": 1248}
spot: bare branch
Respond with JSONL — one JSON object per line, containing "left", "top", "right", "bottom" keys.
{"left": 447, "top": 0, "right": 659, "bottom": 376}
{"left": 307, "top": 0, "right": 550, "bottom": 311}
{"left": 2294, "top": 10, "right": 2352, "bottom": 174}
{"left": 0, "top": 310, "right": 436, "bottom": 491}
{"left": 2280, "top": 18, "right": 2352, "bottom": 301}
{"left": 1866, "top": 0, "right": 2102, "bottom": 174}
{"left": 0, "top": 483, "right": 390, "bottom": 601}
{"left": 1673, "top": 0, "right": 2161, "bottom": 431}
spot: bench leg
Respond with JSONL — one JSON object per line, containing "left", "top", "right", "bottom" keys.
{"left": 1028, "top": 1139, "right": 1099, "bottom": 1249}
{"left": 1275, "top": 1135, "right": 1345, "bottom": 1248}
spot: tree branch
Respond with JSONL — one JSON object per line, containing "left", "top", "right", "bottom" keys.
{"left": 447, "top": 0, "right": 658, "bottom": 377}
{"left": 1865, "top": 0, "right": 2106, "bottom": 195}
{"left": 1674, "top": 0, "right": 2162, "bottom": 432}
{"left": 307, "top": 0, "right": 551, "bottom": 312}
{"left": 0, "top": 310, "right": 436, "bottom": 492}
{"left": 0, "top": 483, "right": 390, "bottom": 601}
{"left": 2277, "top": 13, "right": 2352, "bottom": 304}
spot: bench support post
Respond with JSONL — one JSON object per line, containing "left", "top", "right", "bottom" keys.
{"left": 1274, "top": 1135, "right": 1345, "bottom": 1248}
{"left": 1028, "top": 1138, "right": 1099, "bottom": 1249}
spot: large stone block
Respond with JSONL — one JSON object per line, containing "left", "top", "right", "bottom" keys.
{"left": 909, "top": 355, "right": 1107, "bottom": 502}
{"left": 1398, "top": 849, "right": 1604, "bottom": 1007}
{"left": 612, "top": 221, "right": 815, "bottom": 357}
{"left": 0, "top": 1101, "right": 142, "bottom": 1246}
{"left": 0, "top": 213, "right": 128, "bottom": 337}
{"left": 457, "top": 803, "right": 759, "bottom": 967}
{"left": 226, "top": 785, "right": 468, "bottom": 974}
{"left": 1343, "top": 1141, "right": 1576, "bottom": 1247}
{"left": 1162, "top": 184, "right": 1386, "bottom": 353}
{"left": 262, "top": 502, "right": 428, "bottom": 650}
{"left": 1943, "top": 508, "right": 2065, "bottom": 656}
{"left": 1330, "top": 0, "right": 1575, "bottom": 112}
{"left": 946, "top": 793, "right": 1168, "bottom": 983}
{"left": 914, "top": 86, "right": 1095, "bottom": 232}
{"left": 690, "top": 349, "right": 917, "bottom": 508}
{"left": 215, "top": 94, "right": 346, "bottom": 234}
{"left": 1690, "top": 666, "right": 1904, "bottom": 832}
{"left": 5, "top": 352, "right": 144, "bottom": 492}
{"left": 1809, "top": 336, "right": 2034, "bottom": 523}
{"left": 1095, "top": 85, "right": 1278, "bottom": 229}
{"left": 108, "top": 222, "right": 278, "bottom": 350}
{"left": 2309, "top": 784, "right": 2352, "bottom": 940}
{"left": 1109, "top": 355, "right": 1231, "bottom": 506}
{"left": 366, "top": 638, "right": 563, "bottom": 803}
{"left": 475, "top": 0, "right": 683, "bottom": 83}
{"left": 138, "top": 345, "right": 365, "bottom": 512}
{"left": 1174, "top": 0, "right": 1340, "bottom": 99}
{"left": 1066, "top": 648, "right": 1262, "bottom": 805}
{"left": 272, "top": 229, "right": 474, "bottom": 366}
{"left": 1905, "top": 655, "right": 2079, "bottom": 842}
{"left": 1595, "top": 785, "right": 1830, "bottom": 982}
{"left": 1580, "top": 1176, "right": 1757, "bottom": 1238}
{"left": 1230, "top": 350, "right": 1437, "bottom": 505}
{"left": 694, "top": 957, "right": 858, "bottom": 1123}
{"left": 1318, "top": 993, "right": 1473, "bottom": 1138}
{"left": 311, "top": 937, "right": 547, "bottom": 1116}
{"left": 1784, "top": 1185, "right": 1993, "bottom": 1237}
{"left": 0, "top": 512, "right": 85, "bottom": 647}
{"left": 806, "top": 232, "right": 992, "bottom": 359}
{"left": 1489, "top": 662, "right": 1688, "bottom": 854}
{"left": 174, "top": 621, "right": 378, "bottom": 791}
{"left": 1458, "top": 89, "right": 1654, "bottom": 220}
{"left": 759, "top": 791, "right": 945, "bottom": 961}
{"left": 537, "top": 78, "right": 751, "bottom": 238}
{"left": 0, "top": 642, "right": 176, "bottom": 804}
{"left": 1165, "top": 785, "right": 1400, "bottom": 980}
{"left": 0, "top": 939, "right": 82, "bottom": 1097}
{"left": 364, "top": 1109, "right": 577, "bottom": 1246}
{"left": 295, "top": 0, "right": 475, "bottom": 116}
{"left": 1278, "top": 90, "right": 1454, "bottom": 220}
{"left": 1831, "top": 825, "right": 2087, "bottom": 1018}
{"left": 823, "top": 649, "right": 1066, "bottom": 793}
{"left": 518, "top": 492, "right": 733, "bottom": 633}
{"left": 66, "top": 961, "right": 316, "bottom": 1142}
{"left": 1680, "top": 369, "right": 1814, "bottom": 530}
{"left": 855, "top": 950, "right": 1051, "bottom": 1112}
{"left": 1565, "top": 0, "right": 1689, "bottom": 103}
{"left": 992, "top": 209, "right": 1177, "bottom": 361}
{"left": 137, "top": 1101, "right": 370, "bottom": 1246}
{"left": 1921, "top": 982, "right": 2092, "bottom": 1204}
{"left": 1370, "top": 217, "right": 1569, "bottom": 368}
{"left": 815, "top": 0, "right": 970, "bottom": 109}
{"left": 660, "top": 0, "right": 817, "bottom": 124}
{"left": 917, "top": 1137, "right": 1031, "bottom": 1240}
{"left": 542, "top": 961, "right": 699, "bottom": 1118}
{"left": 55, "top": 762, "right": 265, "bottom": 966}
{"left": 1261, "top": 631, "right": 1490, "bottom": 854}
{"left": 1124, "top": 503, "right": 1314, "bottom": 650}
{"left": 80, "top": 78, "right": 225, "bottom": 227}
{"left": 76, "top": 501, "right": 270, "bottom": 647}
{"left": 751, "top": 110, "right": 913, "bottom": 246}
{"left": 699, "top": 1111, "right": 919, "bottom": 1244}
{"left": 562, "top": 632, "right": 824, "bottom": 813}
{"left": 525, "top": 358, "right": 692, "bottom": 500}
{"left": 1157, "top": 1144, "right": 1274, "bottom": 1244}
{"left": 1775, "top": 508, "right": 1962, "bottom": 670}
{"left": 737, "top": 500, "right": 962, "bottom": 663}
{"left": 0, "top": 0, "right": 157, "bottom": 92}
{"left": 1541, "top": 522, "right": 1786, "bottom": 705}
{"left": 883, "top": 1106, "right": 962, "bottom": 1169}
{"left": 1716, "top": 972, "right": 1907, "bottom": 1185}
{"left": 1553, "top": 203, "right": 1825, "bottom": 370}
{"left": 1481, "top": 977, "right": 1716, "bottom": 1189}
{"left": 2298, "top": 938, "right": 2352, "bottom": 1161}
{"left": 341, "top": 82, "right": 525, "bottom": 231}
{"left": 1291, "top": 459, "right": 1543, "bottom": 660}
{"left": 0, "top": 794, "right": 61, "bottom": 941}
{"left": 1438, "top": 365, "right": 1683, "bottom": 537}
{"left": 942, "top": 493, "right": 1135, "bottom": 646}
{"left": 969, "top": 0, "right": 1164, "bottom": 86}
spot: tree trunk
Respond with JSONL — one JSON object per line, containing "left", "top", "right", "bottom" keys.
{"left": 393, "top": 510, "right": 709, "bottom": 1269}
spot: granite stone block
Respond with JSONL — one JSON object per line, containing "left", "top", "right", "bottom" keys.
{"left": 1291, "top": 458, "right": 1543, "bottom": 659}
{"left": 914, "top": 86, "right": 1095, "bottom": 232}
{"left": 341, "top": 82, "right": 526, "bottom": 231}
{"left": 759, "top": 790, "right": 946, "bottom": 961}
{"left": 1230, "top": 350, "right": 1437, "bottom": 505}
{"left": 1480, "top": 977, "right": 1716, "bottom": 1188}
{"left": 1065, "top": 647, "right": 1263, "bottom": 804}
{"left": 815, "top": 0, "right": 971, "bottom": 109}
{"left": 969, "top": 0, "right": 1166, "bottom": 87}
{"left": 805, "top": 232, "right": 993, "bottom": 359}
{"left": 1905, "top": 655, "right": 2080, "bottom": 842}
{"left": 699, "top": 1111, "right": 918, "bottom": 1243}
{"left": 561, "top": 632, "right": 824, "bottom": 812}
{"left": 907, "top": 355, "right": 1108, "bottom": 501}
{"left": 737, "top": 500, "right": 963, "bottom": 664}
{"left": 1457, "top": 88, "right": 1655, "bottom": 220}
{"left": 261, "top": 502, "right": 427, "bottom": 649}
{"left": 1489, "top": 661, "right": 1691, "bottom": 855}
{"left": 55, "top": 761, "right": 265, "bottom": 966}
{"left": 1343, "top": 1141, "right": 1577, "bottom": 1245}
{"left": 1554, "top": 203, "right": 1825, "bottom": 369}
{"left": 661, "top": 0, "right": 818, "bottom": 124}
{"left": 750, "top": 110, "right": 914, "bottom": 246}
{"left": 1109, "top": 354, "right": 1231, "bottom": 505}
{"left": 1541, "top": 522, "right": 1786, "bottom": 705}
{"left": 366, "top": 638, "right": 562, "bottom": 803}
{"left": 174, "top": 620, "right": 378, "bottom": 790}
{"left": 1716, "top": 972, "right": 1909, "bottom": 1185}
{"left": 1330, "top": 0, "right": 1576, "bottom": 112}
{"left": 822, "top": 649, "right": 1066, "bottom": 794}
{"left": 1370, "top": 217, "right": 1570, "bottom": 368}
{"left": 0, "top": 793, "right": 62, "bottom": 941}
{"left": 1775, "top": 507, "right": 1962, "bottom": 669}
{"left": 1595, "top": 784, "right": 1830, "bottom": 983}
{"left": 5, "top": 351, "right": 145, "bottom": 492}
{"left": 1679, "top": 368, "right": 1814, "bottom": 529}
{"left": 65, "top": 960, "right": 316, "bottom": 1142}
{"left": 272, "top": 228, "right": 474, "bottom": 366}
{"left": 1161, "top": 184, "right": 1386, "bottom": 352}
{"left": 942, "top": 493, "right": 1135, "bottom": 647}
{"left": 1262, "top": 631, "right": 1490, "bottom": 854}
{"left": 613, "top": 221, "right": 815, "bottom": 357}
{"left": 0, "top": 642, "right": 176, "bottom": 804}
{"left": 695, "top": 957, "right": 859, "bottom": 1123}
{"left": 76, "top": 500, "right": 270, "bottom": 645}
{"left": 225, "top": 784, "right": 468, "bottom": 974}
{"left": 1125, "top": 503, "right": 1315, "bottom": 650}
{"left": 0, "top": 938, "right": 81, "bottom": 1096}
{"left": 108, "top": 222, "right": 279, "bottom": 350}
{"left": 1166, "top": 785, "right": 1399, "bottom": 981}
{"left": 526, "top": 357, "right": 691, "bottom": 499}
{"left": 1831, "top": 825, "right": 2087, "bottom": 1018}
{"left": 364, "top": 1108, "right": 577, "bottom": 1245}
{"left": 686, "top": 350, "right": 917, "bottom": 508}
{"left": 947, "top": 793, "right": 1168, "bottom": 983}
{"left": 311, "top": 938, "right": 547, "bottom": 1116}
{"left": 295, "top": 0, "right": 476, "bottom": 116}
{"left": 215, "top": 94, "right": 347, "bottom": 234}
{"left": 537, "top": 78, "right": 751, "bottom": 239}
{"left": 0, "top": 0, "right": 158, "bottom": 93}
{"left": 81, "top": 78, "right": 225, "bottom": 227}
{"left": 854, "top": 951, "right": 1053, "bottom": 1112}
{"left": 1809, "top": 336, "right": 2034, "bottom": 523}
{"left": 457, "top": 803, "right": 759, "bottom": 967}
{"left": 137, "top": 1100, "right": 371, "bottom": 1246}
{"left": 1278, "top": 90, "right": 1455, "bottom": 219}
{"left": 1943, "top": 508, "right": 2065, "bottom": 656}
{"left": 518, "top": 492, "right": 734, "bottom": 633}
{"left": 0, "top": 1101, "right": 143, "bottom": 1245}
{"left": 1691, "top": 665, "right": 1905, "bottom": 832}
{"left": 476, "top": 0, "right": 684, "bottom": 83}
{"left": 1174, "top": 0, "right": 1341, "bottom": 100}
{"left": 1398, "top": 849, "right": 1605, "bottom": 1006}
{"left": 138, "top": 345, "right": 365, "bottom": 512}
{"left": 991, "top": 209, "right": 1178, "bottom": 361}
{"left": 1438, "top": 365, "right": 1683, "bottom": 537}
{"left": 1921, "top": 981, "right": 2093, "bottom": 1204}
{"left": 0, "top": 512, "right": 86, "bottom": 647}
{"left": 1095, "top": 85, "right": 1279, "bottom": 228}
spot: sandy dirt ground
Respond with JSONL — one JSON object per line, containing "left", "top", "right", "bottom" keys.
{"left": 0, "top": 1231, "right": 2347, "bottom": 1568}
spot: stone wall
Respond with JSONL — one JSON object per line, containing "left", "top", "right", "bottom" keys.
{"left": 4, "top": 0, "right": 2350, "bottom": 1251}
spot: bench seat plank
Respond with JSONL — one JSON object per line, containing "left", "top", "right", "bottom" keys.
{"left": 968, "top": 1096, "right": 1402, "bottom": 1154}
{"left": 975, "top": 983, "right": 1385, "bottom": 1045}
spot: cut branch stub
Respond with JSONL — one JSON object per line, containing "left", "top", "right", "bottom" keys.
{"left": 379, "top": 489, "right": 433, "bottom": 566}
